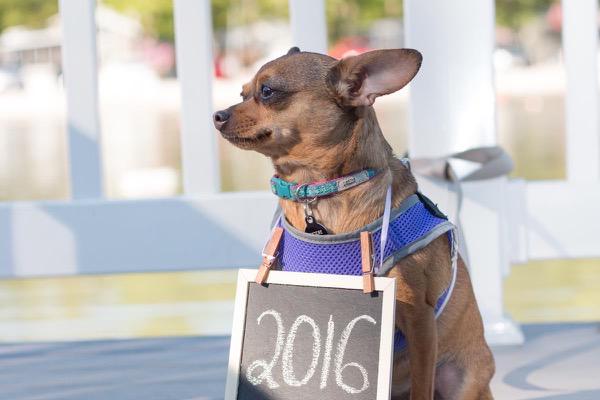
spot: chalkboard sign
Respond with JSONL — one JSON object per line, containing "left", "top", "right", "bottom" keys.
{"left": 225, "top": 269, "right": 396, "bottom": 400}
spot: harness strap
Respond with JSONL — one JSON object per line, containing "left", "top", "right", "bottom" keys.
{"left": 376, "top": 184, "right": 392, "bottom": 274}
{"left": 409, "top": 146, "right": 513, "bottom": 266}
{"left": 436, "top": 228, "right": 458, "bottom": 318}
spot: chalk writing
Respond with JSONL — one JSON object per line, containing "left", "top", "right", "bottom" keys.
{"left": 246, "top": 310, "right": 284, "bottom": 388}
{"left": 246, "top": 310, "right": 376, "bottom": 393}
{"left": 282, "top": 315, "right": 321, "bottom": 386}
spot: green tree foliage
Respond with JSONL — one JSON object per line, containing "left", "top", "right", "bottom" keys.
{"left": 101, "top": 0, "right": 562, "bottom": 44}
{"left": 103, "top": 0, "right": 175, "bottom": 42}
{"left": 211, "top": 0, "right": 287, "bottom": 31}
{"left": 327, "top": 0, "right": 402, "bottom": 43}
{"left": 104, "top": 0, "right": 288, "bottom": 42}
{"left": 0, "top": 0, "right": 57, "bottom": 33}
{"left": 0, "top": 0, "right": 559, "bottom": 41}
{"left": 496, "top": 0, "right": 557, "bottom": 29}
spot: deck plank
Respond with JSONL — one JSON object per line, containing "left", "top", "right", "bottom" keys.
{"left": 0, "top": 323, "right": 598, "bottom": 399}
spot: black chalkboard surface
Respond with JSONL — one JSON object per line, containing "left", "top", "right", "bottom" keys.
{"left": 225, "top": 269, "right": 396, "bottom": 400}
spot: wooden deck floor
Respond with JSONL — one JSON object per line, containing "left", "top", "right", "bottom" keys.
{"left": 1, "top": 323, "right": 598, "bottom": 399}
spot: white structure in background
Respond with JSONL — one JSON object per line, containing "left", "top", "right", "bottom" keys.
{"left": 0, "top": 5, "right": 142, "bottom": 71}
{"left": 0, "top": 4, "right": 180, "bottom": 198}
{"left": 1, "top": 0, "right": 600, "bottom": 347}
{"left": 405, "top": 0, "right": 520, "bottom": 344}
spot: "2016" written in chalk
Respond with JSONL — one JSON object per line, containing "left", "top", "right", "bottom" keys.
{"left": 246, "top": 309, "right": 376, "bottom": 394}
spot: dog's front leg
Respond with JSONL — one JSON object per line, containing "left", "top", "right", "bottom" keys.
{"left": 401, "top": 300, "right": 437, "bottom": 400}
{"left": 389, "top": 263, "right": 438, "bottom": 400}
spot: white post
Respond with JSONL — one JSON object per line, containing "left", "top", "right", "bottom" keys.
{"left": 562, "top": 0, "right": 600, "bottom": 182}
{"left": 173, "top": 0, "right": 220, "bottom": 194}
{"left": 405, "top": 0, "right": 496, "bottom": 158}
{"left": 405, "top": 0, "right": 523, "bottom": 345}
{"left": 59, "top": 0, "right": 103, "bottom": 199}
{"left": 289, "top": 0, "right": 328, "bottom": 54}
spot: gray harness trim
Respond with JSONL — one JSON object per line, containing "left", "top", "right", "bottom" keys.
{"left": 378, "top": 221, "right": 454, "bottom": 276}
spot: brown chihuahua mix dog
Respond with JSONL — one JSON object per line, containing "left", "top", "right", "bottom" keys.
{"left": 214, "top": 47, "right": 495, "bottom": 400}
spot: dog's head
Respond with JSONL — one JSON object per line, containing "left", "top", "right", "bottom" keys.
{"left": 213, "top": 47, "right": 422, "bottom": 160}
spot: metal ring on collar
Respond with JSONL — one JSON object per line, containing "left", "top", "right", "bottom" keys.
{"left": 293, "top": 183, "right": 309, "bottom": 200}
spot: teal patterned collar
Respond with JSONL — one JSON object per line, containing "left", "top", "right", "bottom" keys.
{"left": 270, "top": 169, "right": 381, "bottom": 201}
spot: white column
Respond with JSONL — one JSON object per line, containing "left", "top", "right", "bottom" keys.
{"left": 405, "top": 0, "right": 523, "bottom": 345}
{"left": 174, "top": 0, "right": 220, "bottom": 194}
{"left": 405, "top": 0, "right": 496, "bottom": 158}
{"left": 289, "top": 0, "right": 328, "bottom": 54}
{"left": 59, "top": 0, "right": 103, "bottom": 199}
{"left": 562, "top": 0, "right": 600, "bottom": 181}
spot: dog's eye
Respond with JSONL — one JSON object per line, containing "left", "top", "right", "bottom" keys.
{"left": 260, "top": 85, "right": 274, "bottom": 100}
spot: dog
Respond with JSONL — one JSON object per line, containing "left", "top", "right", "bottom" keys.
{"left": 213, "top": 47, "right": 495, "bottom": 400}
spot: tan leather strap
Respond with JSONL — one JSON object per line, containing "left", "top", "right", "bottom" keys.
{"left": 255, "top": 227, "right": 284, "bottom": 284}
{"left": 360, "top": 231, "right": 375, "bottom": 293}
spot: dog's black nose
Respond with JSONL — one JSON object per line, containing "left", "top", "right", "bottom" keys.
{"left": 213, "top": 110, "right": 230, "bottom": 130}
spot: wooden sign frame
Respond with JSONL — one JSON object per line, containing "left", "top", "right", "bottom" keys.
{"left": 225, "top": 269, "right": 397, "bottom": 400}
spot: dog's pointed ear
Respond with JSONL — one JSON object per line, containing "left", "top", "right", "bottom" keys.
{"left": 287, "top": 46, "right": 301, "bottom": 55}
{"left": 327, "top": 49, "right": 422, "bottom": 107}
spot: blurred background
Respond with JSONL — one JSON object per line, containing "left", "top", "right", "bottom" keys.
{"left": 0, "top": 0, "right": 598, "bottom": 342}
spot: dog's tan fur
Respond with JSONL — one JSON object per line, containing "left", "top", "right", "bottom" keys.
{"left": 214, "top": 47, "right": 495, "bottom": 399}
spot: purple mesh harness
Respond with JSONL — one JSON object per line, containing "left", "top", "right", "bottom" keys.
{"left": 274, "top": 193, "right": 458, "bottom": 352}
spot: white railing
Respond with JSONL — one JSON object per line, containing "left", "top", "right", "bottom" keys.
{"left": 173, "top": 0, "right": 220, "bottom": 194}
{"left": 1, "top": 0, "right": 599, "bottom": 346}
{"left": 563, "top": 0, "right": 600, "bottom": 181}
{"left": 59, "top": 0, "right": 103, "bottom": 198}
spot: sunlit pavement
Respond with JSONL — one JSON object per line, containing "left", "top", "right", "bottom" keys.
{"left": 0, "top": 323, "right": 598, "bottom": 400}
{"left": 492, "top": 323, "right": 600, "bottom": 400}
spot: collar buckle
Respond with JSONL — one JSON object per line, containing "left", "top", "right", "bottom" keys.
{"left": 270, "top": 177, "right": 295, "bottom": 200}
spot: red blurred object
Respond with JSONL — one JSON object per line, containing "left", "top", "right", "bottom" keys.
{"left": 141, "top": 39, "right": 175, "bottom": 76}
{"left": 329, "top": 36, "right": 371, "bottom": 59}
{"left": 214, "top": 54, "right": 225, "bottom": 78}
{"left": 547, "top": 3, "right": 562, "bottom": 32}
